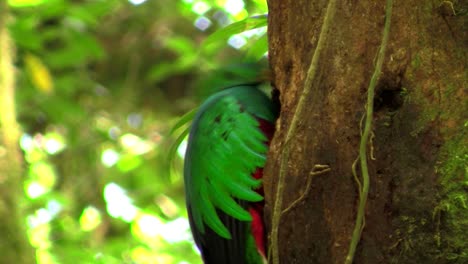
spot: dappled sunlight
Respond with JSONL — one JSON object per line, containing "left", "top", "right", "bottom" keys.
{"left": 120, "top": 133, "right": 154, "bottom": 155}
{"left": 194, "top": 16, "right": 212, "bottom": 31}
{"left": 43, "top": 134, "right": 66, "bottom": 155}
{"left": 21, "top": 133, "right": 60, "bottom": 199}
{"left": 79, "top": 206, "right": 102, "bottom": 232}
{"left": 28, "top": 223, "right": 55, "bottom": 264}
{"left": 104, "top": 183, "right": 138, "bottom": 222}
{"left": 228, "top": 34, "right": 247, "bottom": 49}
{"left": 26, "top": 182, "right": 47, "bottom": 198}
{"left": 130, "top": 246, "right": 174, "bottom": 264}
{"left": 177, "top": 139, "right": 187, "bottom": 158}
{"left": 101, "top": 148, "right": 120, "bottom": 167}
{"left": 133, "top": 215, "right": 192, "bottom": 244}
{"left": 128, "top": 0, "right": 147, "bottom": 5}
{"left": 183, "top": 0, "right": 265, "bottom": 51}
{"left": 156, "top": 194, "right": 180, "bottom": 218}
{"left": 6, "top": 0, "right": 267, "bottom": 263}
{"left": 224, "top": 0, "right": 245, "bottom": 14}
{"left": 192, "top": 1, "right": 211, "bottom": 15}
{"left": 36, "top": 249, "right": 58, "bottom": 264}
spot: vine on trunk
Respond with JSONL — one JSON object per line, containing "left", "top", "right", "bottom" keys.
{"left": 268, "top": 1, "right": 337, "bottom": 263}
{"left": 345, "top": 0, "right": 393, "bottom": 263}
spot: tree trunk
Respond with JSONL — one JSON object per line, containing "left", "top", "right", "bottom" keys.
{"left": 264, "top": 0, "right": 466, "bottom": 263}
{"left": 0, "top": 2, "right": 36, "bottom": 263}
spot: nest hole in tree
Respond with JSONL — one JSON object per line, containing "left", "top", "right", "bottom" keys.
{"left": 373, "top": 80, "right": 404, "bottom": 112}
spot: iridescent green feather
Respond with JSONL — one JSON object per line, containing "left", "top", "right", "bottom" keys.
{"left": 184, "top": 85, "right": 275, "bottom": 239}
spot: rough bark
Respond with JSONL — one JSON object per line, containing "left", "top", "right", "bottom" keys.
{"left": 264, "top": 0, "right": 466, "bottom": 263}
{"left": 0, "top": 2, "right": 36, "bottom": 263}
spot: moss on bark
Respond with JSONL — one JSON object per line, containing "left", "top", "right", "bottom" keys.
{"left": 265, "top": 0, "right": 466, "bottom": 263}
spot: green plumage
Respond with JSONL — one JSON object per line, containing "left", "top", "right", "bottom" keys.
{"left": 184, "top": 85, "right": 275, "bottom": 239}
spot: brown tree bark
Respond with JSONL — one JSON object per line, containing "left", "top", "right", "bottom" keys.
{"left": 264, "top": 0, "right": 466, "bottom": 263}
{"left": 0, "top": 2, "right": 36, "bottom": 263}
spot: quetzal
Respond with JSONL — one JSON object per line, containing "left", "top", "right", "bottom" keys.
{"left": 184, "top": 84, "right": 277, "bottom": 264}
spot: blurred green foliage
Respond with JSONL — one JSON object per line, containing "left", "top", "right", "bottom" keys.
{"left": 8, "top": 0, "right": 268, "bottom": 263}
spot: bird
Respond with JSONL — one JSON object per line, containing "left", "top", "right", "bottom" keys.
{"left": 184, "top": 83, "right": 277, "bottom": 264}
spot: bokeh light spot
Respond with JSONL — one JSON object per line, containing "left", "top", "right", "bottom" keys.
{"left": 227, "top": 34, "right": 247, "bottom": 49}
{"left": 79, "top": 206, "right": 102, "bottom": 231}
{"left": 104, "top": 183, "right": 138, "bottom": 222}
{"left": 194, "top": 16, "right": 212, "bottom": 31}
{"left": 44, "top": 133, "right": 65, "bottom": 155}
{"left": 20, "top": 133, "right": 34, "bottom": 151}
{"left": 128, "top": 0, "right": 147, "bottom": 5}
{"left": 224, "top": 0, "right": 244, "bottom": 14}
{"left": 120, "top": 133, "right": 154, "bottom": 155}
{"left": 127, "top": 113, "right": 143, "bottom": 128}
{"left": 177, "top": 139, "right": 187, "bottom": 158}
{"left": 137, "top": 214, "right": 162, "bottom": 237}
{"left": 26, "top": 182, "right": 47, "bottom": 199}
{"left": 101, "top": 148, "right": 120, "bottom": 167}
{"left": 192, "top": 1, "right": 210, "bottom": 15}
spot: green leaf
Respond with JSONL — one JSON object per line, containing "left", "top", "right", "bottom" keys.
{"left": 165, "top": 36, "right": 196, "bottom": 56}
{"left": 167, "top": 125, "right": 190, "bottom": 166}
{"left": 46, "top": 31, "right": 105, "bottom": 68}
{"left": 244, "top": 34, "right": 268, "bottom": 61}
{"left": 117, "top": 154, "right": 142, "bottom": 172}
{"left": 201, "top": 14, "right": 267, "bottom": 49}
{"left": 8, "top": 0, "right": 47, "bottom": 7}
{"left": 9, "top": 17, "right": 42, "bottom": 50}
{"left": 146, "top": 54, "right": 197, "bottom": 82}
{"left": 166, "top": 109, "right": 196, "bottom": 177}
{"left": 169, "top": 108, "right": 196, "bottom": 135}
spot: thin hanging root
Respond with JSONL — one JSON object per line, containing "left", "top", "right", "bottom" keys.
{"left": 440, "top": 1, "right": 456, "bottom": 15}
{"left": 370, "top": 131, "right": 376, "bottom": 161}
{"left": 352, "top": 157, "right": 362, "bottom": 195}
{"left": 282, "top": 164, "right": 331, "bottom": 215}
{"left": 359, "top": 113, "right": 365, "bottom": 136}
